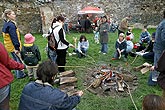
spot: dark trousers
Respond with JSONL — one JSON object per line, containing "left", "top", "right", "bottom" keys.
{"left": 0, "top": 93, "right": 10, "bottom": 110}
{"left": 56, "top": 49, "right": 67, "bottom": 72}
{"left": 143, "top": 52, "right": 154, "bottom": 62}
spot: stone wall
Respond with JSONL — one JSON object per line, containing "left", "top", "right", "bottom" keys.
{"left": 0, "top": 0, "right": 165, "bottom": 34}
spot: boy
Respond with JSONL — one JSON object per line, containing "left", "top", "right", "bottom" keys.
{"left": 112, "top": 33, "right": 127, "bottom": 61}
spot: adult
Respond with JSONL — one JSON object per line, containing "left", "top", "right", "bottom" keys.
{"left": 85, "top": 16, "right": 91, "bottom": 33}
{"left": 44, "top": 18, "right": 58, "bottom": 63}
{"left": 2, "top": 9, "right": 26, "bottom": 79}
{"left": 64, "top": 15, "right": 70, "bottom": 34}
{"left": 150, "top": 50, "right": 165, "bottom": 97}
{"left": 0, "top": 42, "right": 25, "bottom": 110}
{"left": 53, "top": 16, "right": 74, "bottom": 72}
{"left": 118, "top": 15, "right": 132, "bottom": 36}
{"left": 148, "top": 10, "right": 165, "bottom": 86}
{"left": 98, "top": 15, "right": 110, "bottom": 54}
{"left": 142, "top": 94, "right": 165, "bottom": 110}
{"left": 19, "top": 60, "right": 83, "bottom": 110}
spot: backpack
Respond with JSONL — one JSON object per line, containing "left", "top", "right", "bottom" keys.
{"left": 21, "top": 45, "right": 39, "bottom": 66}
{"left": 48, "top": 26, "right": 59, "bottom": 50}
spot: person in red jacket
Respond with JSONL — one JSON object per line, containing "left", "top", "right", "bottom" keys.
{"left": 0, "top": 42, "right": 25, "bottom": 110}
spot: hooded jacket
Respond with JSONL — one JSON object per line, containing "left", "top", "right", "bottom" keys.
{"left": 49, "top": 22, "right": 69, "bottom": 50}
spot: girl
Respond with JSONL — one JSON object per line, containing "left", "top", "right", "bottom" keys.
{"left": 76, "top": 35, "right": 89, "bottom": 58}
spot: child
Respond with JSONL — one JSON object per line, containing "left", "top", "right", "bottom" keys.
{"left": 93, "top": 27, "right": 99, "bottom": 44}
{"left": 126, "top": 36, "right": 134, "bottom": 53}
{"left": 112, "top": 33, "right": 127, "bottom": 61}
{"left": 21, "top": 33, "right": 41, "bottom": 80}
{"left": 126, "top": 27, "right": 134, "bottom": 40}
{"left": 75, "top": 35, "right": 89, "bottom": 58}
{"left": 139, "top": 26, "right": 151, "bottom": 44}
{"left": 136, "top": 32, "right": 155, "bottom": 62}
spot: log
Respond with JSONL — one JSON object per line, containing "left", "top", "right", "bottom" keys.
{"left": 133, "top": 65, "right": 145, "bottom": 71}
{"left": 141, "top": 67, "right": 150, "bottom": 74}
{"left": 121, "top": 74, "right": 134, "bottom": 82}
{"left": 60, "top": 77, "right": 77, "bottom": 85}
{"left": 117, "top": 81, "right": 124, "bottom": 92}
{"left": 60, "top": 86, "right": 75, "bottom": 93}
{"left": 60, "top": 70, "right": 75, "bottom": 77}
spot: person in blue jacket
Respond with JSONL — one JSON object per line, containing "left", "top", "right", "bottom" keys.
{"left": 19, "top": 60, "right": 83, "bottom": 110}
{"left": 2, "top": 9, "right": 26, "bottom": 79}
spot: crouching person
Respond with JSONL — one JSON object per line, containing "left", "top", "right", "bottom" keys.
{"left": 19, "top": 60, "right": 83, "bottom": 110}
{"left": 112, "top": 33, "right": 127, "bottom": 61}
{"left": 75, "top": 35, "right": 89, "bottom": 58}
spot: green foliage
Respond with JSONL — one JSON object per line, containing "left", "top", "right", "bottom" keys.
{"left": 0, "top": 29, "right": 162, "bottom": 110}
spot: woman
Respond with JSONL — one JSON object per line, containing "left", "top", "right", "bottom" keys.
{"left": 46, "top": 18, "right": 58, "bottom": 63}
{"left": 98, "top": 15, "right": 109, "bottom": 54}
{"left": 2, "top": 9, "right": 26, "bottom": 79}
{"left": 53, "top": 16, "right": 74, "bottom": 72}
{"left": 76, "top": 35, "right": 89, "bottom": 58}
{"left": 0, "top": 42, "right": 25, "bottom": 110}
{"left": 19, "top": 60, "right": 83, "bottom": 110}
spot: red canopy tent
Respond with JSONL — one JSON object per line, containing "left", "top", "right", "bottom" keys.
{"left": 78, "top": 6, "right": 104, "bottom": 14}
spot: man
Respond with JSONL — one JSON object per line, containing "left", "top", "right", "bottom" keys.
{"left": 118, "top": 15, "right": 132, "bottom": 36}
{"left": 148, "top": 10, "right": 165, "bottom": 86}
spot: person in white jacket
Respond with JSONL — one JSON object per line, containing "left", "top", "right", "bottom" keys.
{"left": 52, "top": 16, "right": 74, "bottom": 72}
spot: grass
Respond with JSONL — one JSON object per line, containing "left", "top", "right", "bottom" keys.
{"left": 0, "top": 28, "right": 162, "bottom": 110}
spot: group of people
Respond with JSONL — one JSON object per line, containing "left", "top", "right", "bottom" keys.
{"left": 0, "top": 9, "right": 83, "bottom": 110}
{"left": 0, "top": 8, "right": 165, "bottom": 110}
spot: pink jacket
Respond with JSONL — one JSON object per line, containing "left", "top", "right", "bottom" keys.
{"left": 0, "top": 42, "right": 25, "bottom": 88}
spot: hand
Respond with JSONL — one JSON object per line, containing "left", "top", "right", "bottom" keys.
{"left": 14, "top": 50, "right": 20, "bottom": 54}
{"left": 150, "top": 66, "right": 155, "bottom": 71}
{"left": 42, "top": 34, "right": 49, "bottom": 38}
{"left": 78, "top": 49, "right": 82, "bottom": 53}
{"left": 69, "top": 44, "right": 75, "bottom": 48}
{"left": 75, "top": 90, "right": 83, "bottom": 96}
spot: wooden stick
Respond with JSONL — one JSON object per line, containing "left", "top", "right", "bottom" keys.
{"left": 131, "top": 55, "right": 138, "bottom": 64}
{"left": 123, "top": 81, "right": 138, "bottom": 110}
{"left": 26, "top": 65, "right": 85, "bottom": 68}
{"left": 82, "top": 82, "right": 94, "bottom": 91}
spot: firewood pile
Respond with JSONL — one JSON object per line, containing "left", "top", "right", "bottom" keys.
{"left": 56, "top": 70, "right": 78, "bottom": 96}
{"left": 83, "top": 65, "right": 138, "bottom": 97}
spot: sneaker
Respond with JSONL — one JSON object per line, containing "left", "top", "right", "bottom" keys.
{"left": 98, "top": 51, "right": 101, "bottom": 53}
{"left": 72, "top": 52, "right": 77, "bottom": 55}
{"left": 68, "top": 53, "right": 72, "bottom": 56}
{"left": 103, "top": 53, "right": 106, "bottom": 55}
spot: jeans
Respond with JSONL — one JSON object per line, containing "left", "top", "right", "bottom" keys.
{"left": 76, "top": 48, "right": 87, "bottom": 58}
{"left": 11, "top": 52, "right": 26, "bottom": 78}
{"left": 48, "top": 48, "right": 57, "bottom": 63}
{"left": 101, "top": 43, "right": 108, "bottom": 53}
{"left": 64, "top": 23, "right": 69, "bottom": 33}
{"left": 0, "top": 85, "right": 10, "bottom": 110}
{"left": 148, "top": 52, "right": 161, "bottom": 85}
